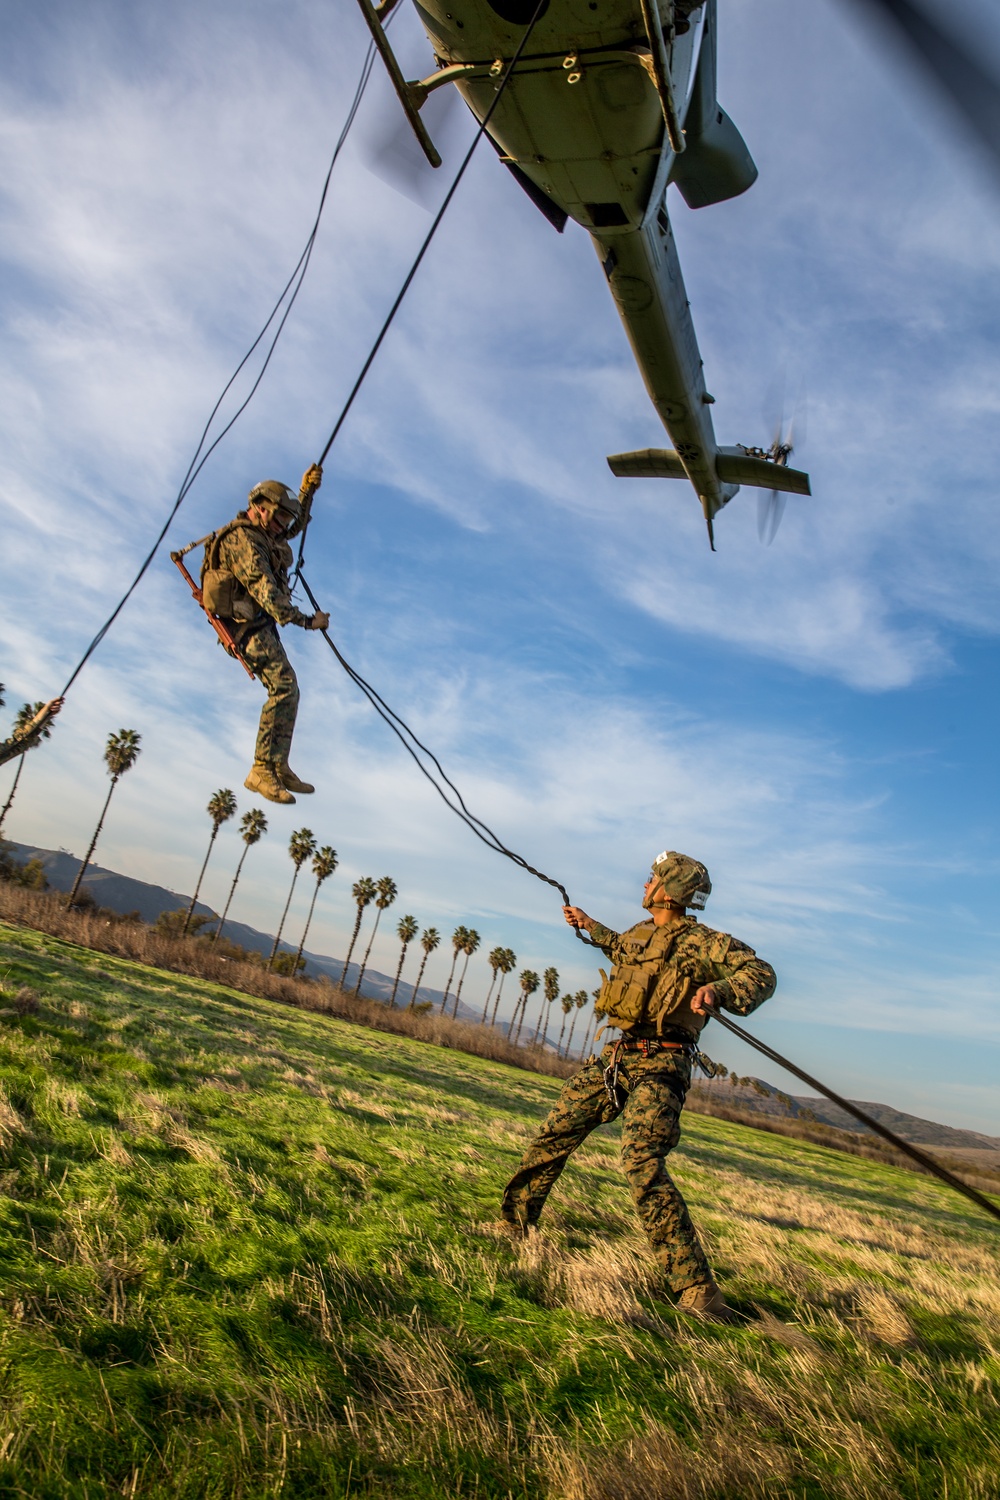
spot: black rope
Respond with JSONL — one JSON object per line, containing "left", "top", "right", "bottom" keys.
{"left": 296, "top": 568, "right": 593, "bottom": 943}
{"left": 296, "top": 0, "right": 548, "bottom": 575}
{"left": 710, "top": 1009, "right": 1000, "bottom": 1227}
{"left": 58, "top": 38, "right": 380, "bottom": 696}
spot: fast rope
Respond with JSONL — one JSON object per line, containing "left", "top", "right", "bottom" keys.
{"left": 710, "top": 1009, "right": 1000, "bottom": 1227}
{"left": 295, "top": 0, "right": 548, "bottom": 576}
{"left": 295, "top": 569, "right": 580, "bottom": 924}
{"left": 57, "top": 35, "right": 380, "bottom": 697}
{"left": 290, "top": 0, "right": 585, "bottom": 939}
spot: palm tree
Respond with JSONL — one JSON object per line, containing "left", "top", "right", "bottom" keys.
{"left": 294, "top": 845, "right": 339, "bottom": 970}
{"left": 480, "top": 946, "right": 506, "bottom": 1024}
{"left": 0, "top": 701, "right": 57, "bottom": 836}
{"left": 489, "top": 947, "right": 517, "bottom": 1027}
{"left": 354, "top": 876, "right": 397, "bottom": 996}
{"left": 510, "top": 969, "right": 540, "bottom": 1046}
{"left": 390, "top": 914, "right": 419, "bottom": 1007}
{"left": 440, "top": 925, "right": 469, "bottom": 1012}
{"left": 579, "top": 987, "right": 601, "bottom": 1057}
{"left": 555, "top": 994, "right": 574, "bottom": 1056}
{"left": 213, "top": 808, "right": 267, "bottom": 941}
{"left": 182, "top": 789, "right": 237, "bottom": 935}
{"left": 450, "top": 928, "right": 480, "bottom": 1018}
{"left": 268, "top": 827, "right": 316, "bottom": 966}
{"left": 68, "top": 729, "right": 142, "bottom": 905}
{"left": 341, "top": 876, "right": 376, "bottom": 986}
{"left": 409, "top": 926, "right": 440, "bottom": 1008}
{"left": 563, "top": 989, "right": 590, "bottom": 1058}
{"left": 533, "top": 966, "right": 560, "bottom": 1047}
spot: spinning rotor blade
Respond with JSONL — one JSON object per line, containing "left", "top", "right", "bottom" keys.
{"left": 757, "top": 489, "right": 787, "bottom": 546}
{"left": 850, "top": 0, "right": 1000, "bottom": 171}
{"left": 361, "top": 84, "right": 463, "bottom": 207}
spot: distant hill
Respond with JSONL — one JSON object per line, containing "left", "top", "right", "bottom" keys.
{"left": 692, "top": 1073, "right": 1000, "bottom": 1155}
{"left": 3, "top": 841, "right": 483, "bottom": 1020}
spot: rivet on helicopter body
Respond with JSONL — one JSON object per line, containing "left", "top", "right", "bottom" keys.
{"left": 490, "top": 58, "right": 504, "bottom": 77}
{"left": 567, "top": 71, "right": 583, "bottom": 83}
{"left": 562, "top": 54, "right": 577, "bottom": 68}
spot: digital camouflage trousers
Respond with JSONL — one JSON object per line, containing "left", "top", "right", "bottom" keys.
{"left": 242, "top": 624, "right": 300, "bottom": 766}
{"left": 501, "top": 1043, "right": 714, "bottom": 1293}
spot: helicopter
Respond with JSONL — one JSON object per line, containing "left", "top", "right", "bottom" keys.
{"left": 355, "top": 0, "right": 1000, "bottom": 548}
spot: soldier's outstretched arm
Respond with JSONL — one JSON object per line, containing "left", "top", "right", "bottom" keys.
{"left": 699, "top": 938, "right": 776, "bottom": 1017}
{"left": 0, "top": 698, "right": 62, "bottom": 768}
{"left": 229, "top": 530, "right": 311, "bottom": 627}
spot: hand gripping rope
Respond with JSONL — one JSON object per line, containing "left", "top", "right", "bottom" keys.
{"left": 55, "top": 34, "right": 381, "bottom": 700}
{"left": 20, "top": 1, "right": 998, "bottom": 1229}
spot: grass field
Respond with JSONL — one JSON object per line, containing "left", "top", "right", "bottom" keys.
{"left": 0, "top": 920, "right": 997, "bottom": 1499}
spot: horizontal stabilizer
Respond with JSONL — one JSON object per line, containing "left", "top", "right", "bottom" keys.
{"left": 608, "top": 447, "right": 810, "bottom": 496}
{"left": 716, "top": 447, "right": 811, "bottom": 495}
{"left": 607, "top": 449, "right": 687, "bottom": 480}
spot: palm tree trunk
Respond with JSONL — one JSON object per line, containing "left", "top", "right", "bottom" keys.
{"left": 440, "top": 949, "right": 459, "bottom": 1012}
{"left": 269, "top": 866, "right": 302, "bottom": 965}
{"left": 183, "top": 825, "right": 219, "bottom": 936}
{"left": 340, "top": 906, "right": 365, "bottom": 986}
{"left": 294, "top": 878, "right": 322, "bottom": 971}
{"left": 513, "top": 996, "right": 529, "bottom": 1047}
{"left": 353, "top": 907, "right": 383, "bottom": 996}
{"left": 490, "top": 971, "right": 507, "bottom": 1028}
{"left": 580, "top": 1016, "right": 595, "bottom": 1058}
{"left": 450, "top": 951, "right": 472, "bottom": 1019}
{"left": 565, "top": 1008, "right": 579, "bottom": 1057}
{"left": 0, "top": 753, "right": 25, "bottom": 835}
{"left": 480, "top": 971, "right": 498, "bottom": 1025}
{"left": 539, "top": 1002, "right": 553, "bottom": 1050}
{"left": 389, "top": 940, "right": 410, "bottom": 1007}
{"left": 213, "top": 843, "right": 250, "bottom": 942}
{"left": 556, "top": 1012, "right": 568, "bottom": 1057}
{"left": 408, "top": 950, "right": 429, "bottom": 1009}
{"left": 68, "top": 776, "right": 118, "bottom": 906}
{"left": 531, "top": 998, "right": 547, "bottom": 1045}
{"left": 504, "top": 992, "right": 520, "bottom": 1040}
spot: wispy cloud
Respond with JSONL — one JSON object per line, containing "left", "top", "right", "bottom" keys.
{"left": 2, "top": 0, "right": 999, "bottom": 1130}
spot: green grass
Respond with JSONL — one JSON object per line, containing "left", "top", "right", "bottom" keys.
{"left": 0, "top": 920, "right": 997, "bottom": 1499}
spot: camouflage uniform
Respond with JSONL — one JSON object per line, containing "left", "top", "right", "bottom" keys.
{"left": 214, "top": 517, "right": 312, "bottom": 767}
{"left": 501, "top": 916, "right": 776, "bottom": 1293}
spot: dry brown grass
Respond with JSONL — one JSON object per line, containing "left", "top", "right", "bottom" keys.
{"left": 2, "top": 879, "right": 995, "bottom": 1207}
{"left": 0, "top": 881, "right": 574, "bottom": 1080}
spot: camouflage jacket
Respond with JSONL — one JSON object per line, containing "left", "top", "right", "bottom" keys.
{"left": 214, "top": 515, "right": 311, "bottom": 628}
{"left": 588, "top": 915, "right": 776, "bottom": 1039}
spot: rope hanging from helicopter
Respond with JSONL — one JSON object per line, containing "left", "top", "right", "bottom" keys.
{"left": 19, "top": 1, "right": 999, "bottom": 1229}
{"left": 57, "top": 32, "right": 383, "bottom": 699}
{"left": 288, "top": 0, "right": 586, "bottom": 927}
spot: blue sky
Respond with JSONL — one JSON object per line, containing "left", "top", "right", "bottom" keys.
{"left": 2, "top": 0, "right": 999, "bottom": 1131}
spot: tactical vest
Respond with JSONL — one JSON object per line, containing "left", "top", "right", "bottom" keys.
{"left": 200, "top": 518, "right": 257, "bottom": 617}
{"left": 200, "top": 517, "right": 294, "bottom": 621}
{"left": 595, "top": 921, "right": 702, "bottom": 1036}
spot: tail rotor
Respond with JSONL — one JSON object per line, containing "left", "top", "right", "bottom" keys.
{"left": 753, "top": 382, "right": 806, "bottom": 545}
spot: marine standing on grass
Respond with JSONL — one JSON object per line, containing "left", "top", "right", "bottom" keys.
{"left": 501, "top": 851, "right": 776, "bottom": 1321}
{"left": 202, "top": 468, "right": 328, "bottom": 807}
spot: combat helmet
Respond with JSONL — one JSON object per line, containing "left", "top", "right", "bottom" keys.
{"left": 645, "top": 850, "right": 711, "bottom": 910}
{"left": 248, "top": 480, "right": 301, "bottom": 530}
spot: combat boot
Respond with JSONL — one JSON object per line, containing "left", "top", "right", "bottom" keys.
{"left": 244, "top": 762, "right": 295, "bottom": 805}
{"left": 276, "top": 761, "right": 314, "bottom": 795}
{"left": 676, "top": 1281, "right": 737, "bottom": 1323}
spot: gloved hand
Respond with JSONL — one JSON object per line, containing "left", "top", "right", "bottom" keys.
{"left": 301, "top": 464, "right": 323, "bottom": 494}
{"left": 306, "top": 610, "right": 330, "bottom": 632}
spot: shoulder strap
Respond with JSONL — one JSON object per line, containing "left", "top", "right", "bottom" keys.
{"left": 204, "top": 516, "right": 257, "bottom": 575}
